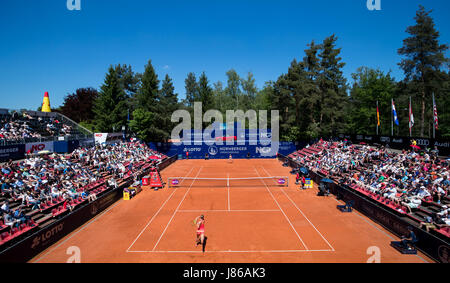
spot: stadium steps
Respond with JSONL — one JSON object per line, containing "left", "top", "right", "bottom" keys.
{"left": 37, "top": 217, "right": 56, "bottom": 229}
{"left": 419, "top": 205, "right": 440, "bottom": 215}
{"left": 406, "top": 212, "right": 426, "bottom": 224}
{"left": 415, "top": 210, "right": 432, "bottom": 220}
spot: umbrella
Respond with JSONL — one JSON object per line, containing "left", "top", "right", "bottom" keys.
{"left": 360, "top": 142, "right": 367, "bottom": 145}
{"left": 321, "top": 178, "right": 334, "bottom": 184}
{"left": 300, "top": 167, "right": 309, "bottom": 174}
{"left": 149, "top": 155, "right": 160, "bottom": 160}
{"left": 410, "top": 145, "right": 421, "bottom": 150}
{"left": 37, "top": 150, "right": 51, "bottom": 155}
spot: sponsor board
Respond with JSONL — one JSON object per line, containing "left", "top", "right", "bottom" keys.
{"left": 25, "top": 142, "right": 54, "bottom": 154}
{"left": 31, "top": 223, "right": 64, "bottom": 249}
{"left": 149, "top": 142, "right": 297, "bottom": 159}
{"left": 0, "top": 144, "right": 25, "bottom": 161}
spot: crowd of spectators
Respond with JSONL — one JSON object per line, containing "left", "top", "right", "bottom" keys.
{"left": 0, "top": 141, "right": 164, "bottom": 234}
{"left": 293, "top": 140, "right": 450, "bottom": 227}
{"left": 0, "top": 113, "right": 42, "bottom": 142}
{"left": 71, "top": 142, "right": 164, "bottom": 178}
{"left": 0, "top": 111, "right": 76, "bottom": 144}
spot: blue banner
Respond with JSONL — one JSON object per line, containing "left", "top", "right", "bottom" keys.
{"left": 0, "top": 144, "right": 25, "bottom": 162}
{"left": 149, "top": 141, "right": 299, "bottom": 159}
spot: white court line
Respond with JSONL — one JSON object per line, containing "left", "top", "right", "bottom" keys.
{"left": 126, "top": 166, "right": 195, "bottom": 252}
{"left": 331, "top": 198, "right": 428, "bottom": 263}
{"left": 227, "top": 173, "right": 230, "bottom": 211}
{"left": 32, "top": 199, "right": 124, "bottom": 263}
{"left": 253, "top": 166, "right": 309, "bottom": 251}
{"left": 151, "top": 166, "right": 203, "bottom": 251}
{"left": 261, "top": 166, "right": 335, "bottom": 252}
{"left": 127, "top": 249, "right": 334, "bottom": 254}
{"left": 177, "top": 210, "right": 280, "bottom": 213}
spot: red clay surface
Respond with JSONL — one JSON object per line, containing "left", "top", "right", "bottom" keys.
{"left": 30, "top": 159, "right": 432, "bottom": 263}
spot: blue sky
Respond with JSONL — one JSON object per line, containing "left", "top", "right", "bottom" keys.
{"left": 1, "top": 0, "right": 449, "bottom": 110}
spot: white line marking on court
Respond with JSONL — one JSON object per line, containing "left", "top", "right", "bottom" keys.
{"left": 152, "top": 166, "right": 203, "bottom": 251}
{"left": 177, "top": 210, "right": 280, "bottom": 213}
{"left": 332, "top": 198, "right": 428, "bottom": 263}
{"left": 253, "top": 166, "right": 309, "bottom": 251}
{"left": 126, "top": 167, "right": 195, "bottom": 252}
{"left": 261, "top": 166, "right": 335, "bottom": 252}
{"left": 32, "top": 199, "right": 124, "bottom": 263}
{"left": 127, "top": 249, "right": 334, "bottom": 253}
{"left": 227, "top": 173, "right": 230, "bottom": 211}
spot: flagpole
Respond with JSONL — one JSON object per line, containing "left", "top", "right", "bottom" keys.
{"left": 409, "top": 96, "right": 412, "bottom": 137}
{"left": 391, "top": 99, "right": 393, "bottom": 136}
{"left": 376, "top": 101, "right": 379, "bottom": 135}
{"left": 433, "top": 93, "right": 436, "bottom": 139}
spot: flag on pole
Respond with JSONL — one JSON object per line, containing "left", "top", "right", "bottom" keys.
{"left": 409, "top": 97, "right": 414, "bottom": 132}
{"left": 392, "top": 100, "right": 399, "bottom": 126}
{"left": 433, "top": 94, "right": 439, "bottom": 130}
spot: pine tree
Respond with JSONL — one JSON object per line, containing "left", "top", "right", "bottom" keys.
{"left": 115, "top": 64, "right": 140, "bottom": 97}
{"left": 197, "top": 72, "right": 214, "bottom": 112}
{"left": 272, "top": 73, "right": 296, "bottom": 140}
{"left": 130, "top": 60, "right": 167, "bottom": 141}
{"left": 137, "top": 60, "right": 160, "bottom": 111}
{"left": 93, "top": 66, "right": 128, "bottom": 132}
{"left": 184, "top": 72, "right": 198, "bottom": 107}
{"left": 317, "top": 35, "right": 348, "bottom": 137}
{"left": 398, "top": 5, "right": 449, "bottom": 137}
{"left": 160, "top": 74, "right": 179, "bottom": 140}
{"left": 302, "top": 41, "right": 322, "bottom": 138}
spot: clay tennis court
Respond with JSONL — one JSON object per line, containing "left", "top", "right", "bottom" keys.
{"left": 30, "top": 159, "right": 432, "bottom": 263}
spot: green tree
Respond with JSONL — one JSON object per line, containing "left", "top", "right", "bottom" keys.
{"left": 129, "top": 108, "right": 155, "bottom": 141}
{"left": 348, "top": 67, "right": 396, "bottom": 135}
{"left": 225, "top": 69, "right": 242, "bottom": 110}
{"left": 240, "top": 72, "right": 258, "bottom": 111}
{"left": 302, "top": 40, "right": 322, "bottom": 138}
{"left": 160, "top": 74, "right": 179, "bottom": 140}
{"left": 93, "top": 66, "right": 128, "bottom": 132}
{"left": 136, "top": 60, "right": 160, "bottom": 111}
{"left": 271, "top": 73, "right": 296, "bottom": 140}
{"left": 437, "top": 71, "right": 450, "bottom": 137}
{"left": 398, "top": 5, "right": 449, "bottom": 137}
{"left": 254, "top": 82, "right": 271, "bottom": 112}
{"left": 198, "top": 72, "right": 214, "bottom": 111}
{"left": 184, "top": 72, "right": 198, "bottom": 107}
{"left": 316, "top": 34, "right": 348, "bottom": 137}
{"left": 114, "top": 64, "right": 141, "bottom": 97}
{"left": 212, "top": 81, "right": 226, "bottom": 113}
{"left": 131, "top": 60, "right": 167, "bottom": 141}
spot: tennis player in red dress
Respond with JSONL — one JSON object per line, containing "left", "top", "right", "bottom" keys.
{"left": 195, "top": 215, "right": 205, "bottom": 248}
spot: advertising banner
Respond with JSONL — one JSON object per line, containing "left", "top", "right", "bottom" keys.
{"left": 149, "top": 142, "right": 298, "bottom": 159}
{"left": 25, "top": 141, "right": 54, "bottom": 154}
{"left": 0, "top": 144, "right": 25, "bottom": 161}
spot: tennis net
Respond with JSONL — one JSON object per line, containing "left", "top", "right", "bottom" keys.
{"left": 167, "top": 176, "right": 289, "bottom": 188}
